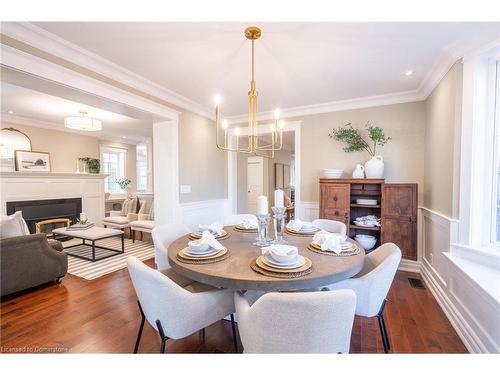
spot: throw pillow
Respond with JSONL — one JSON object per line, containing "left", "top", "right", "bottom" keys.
{"left": 0, "top": 211, "right": 30, "bottom": 239}
{"left": 121, "top": 197, "right": 139, "bottom": 216}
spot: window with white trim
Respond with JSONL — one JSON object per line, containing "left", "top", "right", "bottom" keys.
{"left": 136, "top": 143, "right": 148, "bottom": 192}
{"left": 101, "top": 146, "right": 127, "bottom": 194}
{"left": 493, "top": 61, "right": 500, "bottom": 243}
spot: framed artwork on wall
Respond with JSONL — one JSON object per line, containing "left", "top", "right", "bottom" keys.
{"left": 275, "top": 163, "right": 284, "bottom": 189}
{"left": 283, "top": 164, "right": 290, "bottom": 188}
{"left": 0, "top": 127, "right": 32, "bottom": 171}
{"left": 15, "top": 150, "right": 51, "bottom": 172}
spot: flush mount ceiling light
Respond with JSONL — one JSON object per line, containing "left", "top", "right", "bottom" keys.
{"left": 64, "top": 110, "right": 102, "bottom": 132}
{"left": 405, "top": 70, "right": 414, "bottom": 76}
{"left": 214, "top": 26, "right": 284, "bottom": 158}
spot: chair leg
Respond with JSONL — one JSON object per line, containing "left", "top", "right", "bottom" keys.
{"left": 140, "top": 231, "right": 143, "bottom": 241}
{"left": 132, "top": 230, "right": 135, "bottom": 243}
{"left": 200, "top": 328, "right": 206, "bottom": 342}
{"left": 156, "top": 319, "right": 169, "bottom": 354}
{"left": 134, "top": 301, "right": 145, "bottom": 354}
{"left": 377, "top": 299, "right": 391, "bottom": 353}
{"left": 230, "top": 314, "right": 239, "bottom": 353}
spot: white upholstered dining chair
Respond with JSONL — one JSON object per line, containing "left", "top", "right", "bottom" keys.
{"left": 151, "top": 222, "right": 191, "bottom": 269}
{"left": 312, "top": 219, "right": 347, "bottom": 235}
{"left": 127, "top": 256, "right": 238, "bottom": 353}
{"left": 234, "top": 289, "right": 356, "bottom": 353}
{"left": 223, "top": 214, "right": 257, "bottom": 226}
{"left": 322, "top": 242, "right": 401, "bottom": 353}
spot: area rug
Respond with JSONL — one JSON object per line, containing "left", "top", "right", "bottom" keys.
{"left": 63, "top": 237, "right": 154, "bottom": 280}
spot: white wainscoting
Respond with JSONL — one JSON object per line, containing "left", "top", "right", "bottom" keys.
{"left": 420, "top": 207, "right": 500, "bottom": 353}
{"left": 180, "top": 199, "right": 229, "bottom": 230}
{"left": 0, "top": 172, "right": 105, "bottom": 225}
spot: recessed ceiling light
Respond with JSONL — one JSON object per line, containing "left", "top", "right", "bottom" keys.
{"left": 122, "top": 136, "right": 127, "bottom": 139}
{"left": 7, "top": 110, "right": 14, "bottom": 114}
{"left": 405, "top": 70, "right": 414, "bottom": 76}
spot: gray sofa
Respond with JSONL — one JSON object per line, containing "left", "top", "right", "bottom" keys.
{"left": 1, "top": 233, "right": 68, "bottom": 297}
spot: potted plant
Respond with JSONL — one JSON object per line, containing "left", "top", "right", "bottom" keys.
{"left": 328, "top": 121, "right": 392, "bottom": 178}
{"left": 78, "top": 157, "right": 100, "bottom": 174}
{"left": 116, "top": 178, "right": 132, "bottom": 196}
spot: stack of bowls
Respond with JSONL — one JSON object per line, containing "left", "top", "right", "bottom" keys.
{"left": 323, "top": 168, "right": 344, "bottom": 178}
{"left": 355, "top": 234, "right": 377, "bottom": 250}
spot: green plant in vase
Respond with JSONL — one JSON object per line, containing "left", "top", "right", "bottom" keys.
{"left": 116, "top": 178, "right": 132, "bottom": 196}
{"left": 328, "top": 121, "right": 391, "bottom": 178}
{"left": 78, "top": 157, "right": 100, "bottom": 174}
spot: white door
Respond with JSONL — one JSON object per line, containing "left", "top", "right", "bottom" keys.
{"left": 247, "top": 156, "right": 264, "bottom": 214}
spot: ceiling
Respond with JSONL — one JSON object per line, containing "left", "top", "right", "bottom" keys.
{"left": 32, "top": 22, "right": 500, "bottom": 116}
{"left": 0, "top": 82, "right": 152, "bottom": 143}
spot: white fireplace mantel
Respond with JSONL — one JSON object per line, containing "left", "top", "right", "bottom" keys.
{"left": 1, "top": 171, "right": 107, "bottom": 224}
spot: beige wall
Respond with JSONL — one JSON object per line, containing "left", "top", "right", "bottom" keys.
{"left": 424, "top": 62, "right": 463, "bottom": 218}
{"left": 1, "top": 123, "right": 99, "bottom": 172}
{"left": 178, "top": 110, "right": 226, "bottom": 203}
{"left": 292, "top": 101, "right": 426, "bottom": 204}
{"left": 268, "top": 148, "right": 293, "bottom": 207}
{"left": 0, "top": 123, "right": 140, "bottom": 191}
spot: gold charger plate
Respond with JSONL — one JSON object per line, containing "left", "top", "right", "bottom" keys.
{"left": 177, "top": 247, "right": 229, "bottom": 260}
{"left": 284, "top": 227, "right": 318, "bottom": 237}
{"left": 234, "top": 225, "right": 258, "bottom": 233}
{"left": 251, "top": 256, "right": 313, "bottom": 279}
{"left": 176, "top": 248, "right": 230, "bottom": 264}
{"left": 189, "top": 230, "right": 230, "bottom": 240}
{"left": 255, "top": 255, "right": 312, "bottom": 273}
{"left": 307, "top": 242, "right": 361, "bottom": 256}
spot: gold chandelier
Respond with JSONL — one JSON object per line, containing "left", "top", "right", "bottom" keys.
{"left": 215, "top": 26, "right": 284, "bottom": 158}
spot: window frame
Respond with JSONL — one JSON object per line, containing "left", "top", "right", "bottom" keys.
{"left": 100, "top": 145, "right": 128, "bottom": 197}
{"left": 457, "top": 43, "right": 500, "bottom": 252}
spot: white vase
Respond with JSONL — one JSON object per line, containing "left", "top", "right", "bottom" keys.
{"left": 364, "top": 156, "right": 384, "bottom": 178}
{"left": 125, "top": 186, "right": 132, "bottom": 197}
{"left": 352, "top": 164, "right": 365, "bottom": 178}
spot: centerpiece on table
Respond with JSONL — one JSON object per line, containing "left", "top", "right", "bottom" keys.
{"left": 328, "top": 121, "right": 392, "bottom": 178}
{"left": 116, "top": 178, "right": 132, "bottom": 197}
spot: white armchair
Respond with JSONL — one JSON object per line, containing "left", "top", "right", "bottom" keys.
{"left": 234, "top": 289, "right": 356, "bottom": 353}
{"left": 312, "top": 219, "right": 347, "bottom": 235}
{"left": 130, "top": 200, "right": 155, "bottom": 242}
{"left": 151, "top": 222, "right": 191, "bottom": 269}
{"left": 103, "top": 197, "right": 139, "bottom": 232}
{"left": 127, "top": 256, "right": 238, "bottom": 353}
{"left": 323, "top": 243, "right": 402, "bottom": 353}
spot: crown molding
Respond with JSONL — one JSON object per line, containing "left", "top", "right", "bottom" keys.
{"left": 226, "top": 90, "right": 425, "bottom": 124}
{"left": 1, "top": 113, "right": 144, "bottom": 145}
{"left": 1, "top": 22, "right": 213, "bottom": 119}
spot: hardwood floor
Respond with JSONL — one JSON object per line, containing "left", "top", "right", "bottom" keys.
{"left": 0, "top": 259, "right": 467, "bottom": 354}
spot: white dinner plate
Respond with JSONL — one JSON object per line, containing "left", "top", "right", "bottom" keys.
{"left": 261, "top": 255, "right": 306, "bottom": 269}
{"left": 184, "top": 248, "right": 221, "bottom": 257}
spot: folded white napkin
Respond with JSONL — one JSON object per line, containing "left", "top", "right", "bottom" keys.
{"left": 241, "top": 218, "right": 258, "bottom": 229}
{"left": 286, "top": 219, "right": 313, "bottom": 232}
{"left": 188, "top": 230, "right": 225, "bottom": 252}
{"left": 312, "top": 230, "right": 347, "bottom": 254}
{"left": 261, "top": 244, "right": 299, "bottom": 264}
{"left": 198, "top": 221, "right": 224, "bottom": 235}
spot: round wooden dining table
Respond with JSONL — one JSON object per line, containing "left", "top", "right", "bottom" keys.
{"left": 167, "top": 226, "right": 365, "bottom": 292}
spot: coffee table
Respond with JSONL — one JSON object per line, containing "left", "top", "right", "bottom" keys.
{"left": 52, "top": 226, "right": 125, "bottom": 262}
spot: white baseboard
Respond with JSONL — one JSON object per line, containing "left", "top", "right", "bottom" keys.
{"left": 398, "top": 259, "right": 421, "bottom": 273}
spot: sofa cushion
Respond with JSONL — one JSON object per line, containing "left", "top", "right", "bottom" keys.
{"left": 130, "top": 220, "right": 155, "bottom": 230}
{"left": 103, "top": 216, "right": 129, "bottom": 225}
{"left": 121, "top": 197, "right": 139, "bottom": 216}
{"left": 0, "top": 211, "right": 29, "bottom": 239}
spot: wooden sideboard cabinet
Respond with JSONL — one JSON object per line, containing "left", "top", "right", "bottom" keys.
{"left": 319, "top": 178, "right": 417, "bottom": 260}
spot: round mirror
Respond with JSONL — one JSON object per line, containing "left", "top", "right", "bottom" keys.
{"left": 0, "top": 127, "right": 32, "bottom": 171}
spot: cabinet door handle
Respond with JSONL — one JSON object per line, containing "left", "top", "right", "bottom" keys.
{"left": 335, "top": 211, "right": 339, "bottom": 216}
{"left": 333, "top": 196, "right": 338, "bottom": 202}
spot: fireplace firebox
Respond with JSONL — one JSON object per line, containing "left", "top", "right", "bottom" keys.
{"left": 6, "top": 198, "right": 82, "bottom": 234}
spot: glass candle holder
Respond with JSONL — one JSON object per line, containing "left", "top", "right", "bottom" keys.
{"left": 272, "top": 206, "right": 287, "bottom": 244}
{"left": 253, "top": 214, "right": 271, "bottom": 246}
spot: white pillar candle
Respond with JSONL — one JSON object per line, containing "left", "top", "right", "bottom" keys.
{"left": 274, "top": 189, "right": 284, "bottom": 208}
{"left": 257, "top": 195, "right": 268, "bottom": 215}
